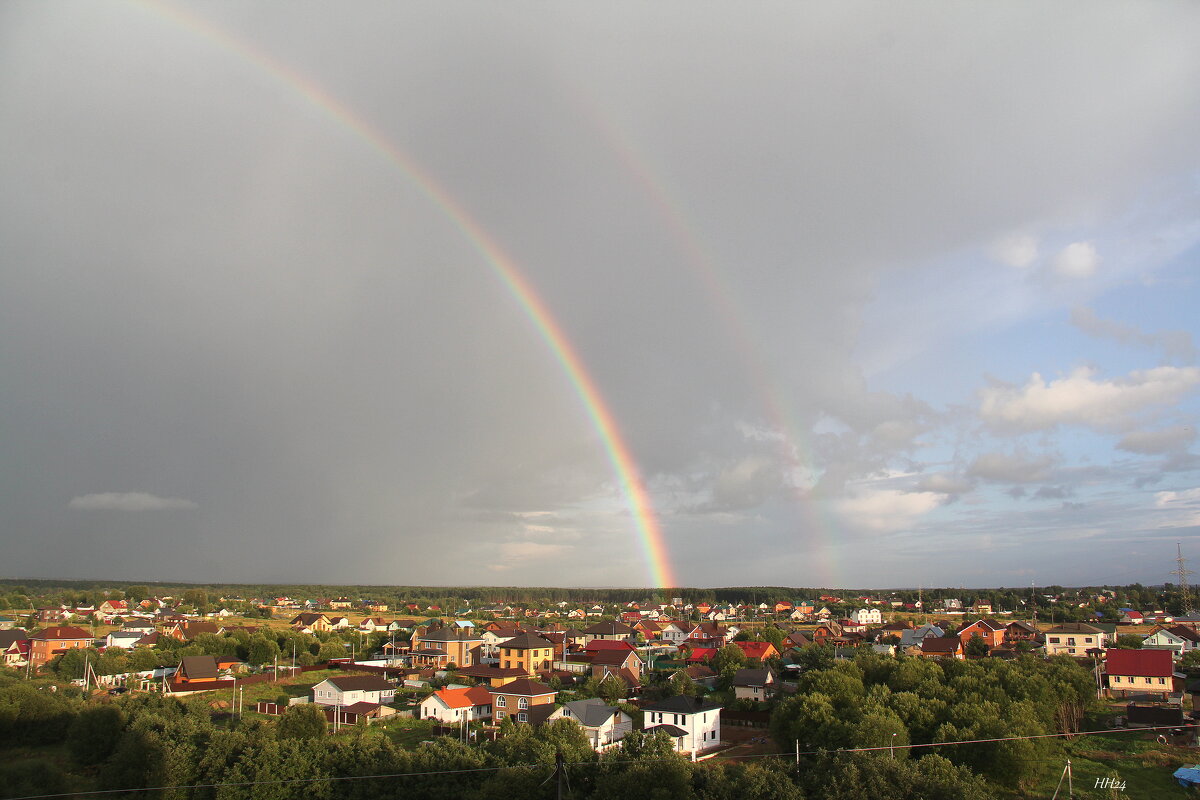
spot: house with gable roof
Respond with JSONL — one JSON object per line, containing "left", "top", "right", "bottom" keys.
{"left": 419, "top": 685, "right": 493, "bottom": 723}
{"left": 1144, "top": 625, "right": 1200, "bottom": 655}
{"left": 552, "top": 698, "right": 633, "bottom": 750}
{"left": 732, "top": 667, "right": 777, "bottom": 700}
{"left": 1105, "top": 648, "right": 1179, "bottom": 701}
{"left": 29, "top": 626, "right": 93, "bottom": 669}
{"left": 1044, "top": 623, "right": 1107, "bottom": 656}
{"left": 641, "top": 695, "right": 722, "bottom": 758}
{"left": 311, "top": 674, "right": 396, "bottom": 707}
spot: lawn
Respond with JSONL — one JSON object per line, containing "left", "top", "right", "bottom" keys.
{"left": 1018, "top": 730, "right": 1200, "bottom": 799}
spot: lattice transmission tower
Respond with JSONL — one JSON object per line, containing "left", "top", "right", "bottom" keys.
{"left": 1173, "top": 542, "right": 1194, "bottom": 615}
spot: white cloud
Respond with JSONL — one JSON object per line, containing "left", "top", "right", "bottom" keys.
{"left": 912, "top": 472, "right": 975, "bottom": 495}
{"left": 68, "top": 492, "right": 198, "bottom": 511}
{"left": 990, "top": 233, "right": 1039, "bottom": 268}
{"left": 1155, "top": 487, "right": 1200, "bottom": 508}
{"left": 968, "top": 451, "right": 1057, "bottom": 483}
{"left": 1117, "top": 425, "right": 1197, "bottom": 455}
{"left": 979, "top": 366, "right": 1200, "bottom": 432}
{"left": 834, "top": 489, "right": 944, "bottom": 533}
{"left": 1051, "top": 241, "right": 1098, "bottom": 278}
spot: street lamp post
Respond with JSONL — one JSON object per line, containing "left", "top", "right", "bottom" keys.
{"left": 890, "top": 732, "right": 896, "bottom": 759}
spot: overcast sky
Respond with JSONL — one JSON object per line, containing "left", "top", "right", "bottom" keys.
{"left": 3, "top": 2, "right": 1200, "bottom": 589}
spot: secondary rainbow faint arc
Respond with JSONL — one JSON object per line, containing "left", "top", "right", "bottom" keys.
{"left": 137, "top": 0, "right": 678, "bottom": 589}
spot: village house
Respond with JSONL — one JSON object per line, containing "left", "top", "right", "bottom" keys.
{"left": 311, "top": 674, "right": 396, "bottom": 707}
{"left": 732, "top": 640, "right": 779, "bottom": 663}
{"left": 411, "top": 626, "right": 483, "bottom": 668}
{"left": 175, "top": 655, "right": 222, "bottom": 684}
{"left": 919, "top": 636, "right": 965, "bottom": 660}
{"left": 1043, "top": 623, "right": 1107, "bottom": 656}
{"left": 1003, "top": 621, "right": 1040, "bottom": 646}
{"left": 552, "top": 698, "right": 633, "bottom": 751}
{"left": 850, "top": 608, "right": 882, "bottom": 625}
{"left": 898, "top": 624, "right": 944, "bottom": 651}
{"left": 641, "top": 695, "right": 723, "bottom": 759}
{"left": 1105, "top": 648, "right": 1177, "bottom": 702}
{"left": 1143, "top": 625, "right": 1200, "bottom": 655}
{"left": 581, "top": 620, "right": 636, "bottom": 644}
{"left": 29, "top": 626, "right": 93, "bottom": 669}
{"left": 732, "top": 667, "right": 777, "bottom": 700}
{"left": 490, "top": 677, "right": 557, "bottom": 723}
{"left": 419, "top": 685, "right": 494, "bottom": 724}
{"left": 496, "top": 631, "right": 557, "bottom": 675}
{"left": 956, "top": 619, "right": 1006, "bottom": 649}
{"left": 0, "top": 630, "right": 29, "bottom": 668}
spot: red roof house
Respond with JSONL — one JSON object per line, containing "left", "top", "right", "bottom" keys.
{"left": 1106, "top": 648, "right": 1176, "bottom": 700}
{"left": 733, "top": 641, "right": 779, "bottom": 662}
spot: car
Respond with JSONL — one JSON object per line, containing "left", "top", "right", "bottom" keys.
{"left": 107, "top": 687, "right": 128, "bottom": 695}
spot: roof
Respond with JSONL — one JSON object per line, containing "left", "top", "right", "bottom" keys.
{"left": 518, "top": 704, "right": 559, "bottom": 726}
{"left": 32, "top": 626, "right": 92, "bottom": 641}
{"left": 732, "top": 668, "right": 774, "bottom": 687}
{"left": 921, "top": 637, "right": 962, "bottom": 653}
{"left": 682, "top": 665, "right": 716, "bottom": 680}
{"left": 0, "top": 630, "right": 29, "bottom": 648}
{"left": 325, "top": 675, "right": 396, "bottom": 692}
{"left": 645, "top": 724, "right": 689, "bottom": 737}
{"left": 589, "top": 649, "right": 637, "bottom": 667}
{"left": 1105, "top": 648, "right": 1174, "bottom": 678}
{"left": 455, "top": 665, "right": 528, "bottom": 680}
{"left": 584, "top": 639, "right": 635, "bottom": 652}
{"left": 497, "top": 631, "right": 557, "bottom": 650}
{"left": 733, "top": 641, "right": 777, "bottom": 660}
{"left": 178, "top": 655, "right": 220, "bottom": 680}
{"left": 419, "top": 627, "right": 483, "bottom": 642}
{"left": 563, "top": 698, "right": 624, "bottom": 727}
{"left": 686, "top": 647, "right": 718, "bottom": 662}
{"left": 641, "top": 694, "right": 722, "bottom": 714}
{"left": 431, "top": 685, "right": 494, "bottom": 709}
{"left": 490, "top": 678, "right": 556, "bottom": 697}
{"left": 1044, "top": 623, "right": 1105, "bottom": 635}
{"left": 582, "top": 621, "right": 634, "bottom": 635}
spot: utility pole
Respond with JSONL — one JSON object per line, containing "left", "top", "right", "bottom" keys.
{"left": 1174, "top": 542, "right": 1194, "bottom": 615}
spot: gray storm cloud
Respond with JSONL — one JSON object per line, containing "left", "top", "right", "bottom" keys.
{"left": 2, "top": 2, "right": 1199, "bottom": 586}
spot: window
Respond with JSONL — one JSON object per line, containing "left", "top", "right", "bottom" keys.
{"left": 1113, "top": 676, "right": 1121, "bottom": 683}
{"left": 496, "top": 696, "right": 506, "bottom": 707}
{"left": 1049, "top": 637, "right": 1060, "bottom": 644}
{"left": 517, "top": 713, "right": 528, "bottom": 722}
{"left": 518, "top": 697, "right": 529, "bottom": 709}
{"left": 1159, "top": 678, "right": 1167, "bottom": 685}
{"left": 496, "top": 710, "right": 504, "bottom": 719}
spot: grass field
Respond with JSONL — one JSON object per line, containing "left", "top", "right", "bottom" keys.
{"left": 1016, "top": 730, "right": 1200, "bottom": 799}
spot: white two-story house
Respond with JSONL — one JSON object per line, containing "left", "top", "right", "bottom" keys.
{"left": 850, "top": 607, "right": 883, "bottom": 625}
{"left": 641, "top": 695, "right": 722, "bottom": 759}
{"left": 1043, "top": 623, "right": 1108, "bottom": 656}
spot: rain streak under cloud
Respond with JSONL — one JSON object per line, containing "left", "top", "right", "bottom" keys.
{"left": 3, "top": 1, "right": 1200, "bottom": 588}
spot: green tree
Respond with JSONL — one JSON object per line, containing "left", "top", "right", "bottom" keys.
{"left": 965, "top": 636, "right": 989, "bottom": 658}
{"left": 125, "top": 585, "right": 149, "bottom": 604}
{"left": 67, "top": 704, "right": 126, "bottom": 765}
{"left": 1114, "top": 634, "right": 1144, "bottom": 649}
{"left": 276, "top": 704, "right": 327, "bottom": 741}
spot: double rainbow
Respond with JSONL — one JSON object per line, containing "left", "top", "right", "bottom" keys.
{"left": 137, "top": 1, "right": 677, "bottom": 589}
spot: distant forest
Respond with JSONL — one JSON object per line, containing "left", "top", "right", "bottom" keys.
{"left": 0, "top": 578, "right": 1180, "bottom": 613}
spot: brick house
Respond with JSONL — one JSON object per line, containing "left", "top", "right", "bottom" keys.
{"left": 29, "top": 626, "right": 93, "bottom": 669}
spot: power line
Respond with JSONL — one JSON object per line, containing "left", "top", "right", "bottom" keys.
{"left": 6, "top": 723, "right": 1194, "bottom": 800}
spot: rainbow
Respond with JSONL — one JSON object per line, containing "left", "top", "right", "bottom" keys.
{"left": 577, "top": 105, "right": 840, "bottom": 586}
{"left": 135, "top": 1, "right": 678, "bottom": 589}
